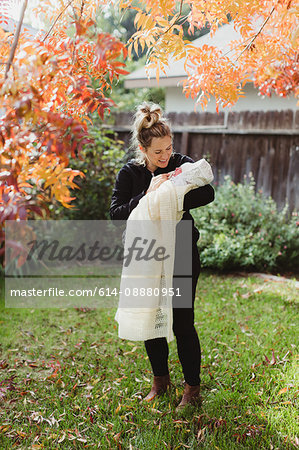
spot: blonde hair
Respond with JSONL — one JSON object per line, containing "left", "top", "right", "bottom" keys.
{"left": 131, "top": 102, "right": 173, "bottom": 166}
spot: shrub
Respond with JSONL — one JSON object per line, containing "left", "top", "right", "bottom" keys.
{"left": 51, "top": 127, "right": 125, "bottom": 220}
{"left": 193, "top": 175, "right": 299, "bottom": 273}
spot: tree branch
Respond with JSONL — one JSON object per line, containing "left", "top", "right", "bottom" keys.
{"left": 71, "top": 0, "right": 86, "bottom": 70}
{"left": 4, "top": 0, "right": 28, "bottom": 79}
{"left": 80, "top": 0, "right": 85, "bottom": 19}
{"left": 163, "top": 0, "right": 184, "bottom": 35}
{"left": 178, "top": 0, "right": 184, "bottom": 17}
{"left": 43, "top": 0, "right": 74, "bottom": 41}
{"left": 235, "top": 4, "right": 278, "bottom": 62}
{"left": 220, "top": 34, "right": 257, "bottom": 59}
{"left": 143, "top": 0, "right": 184, "bottom": 65}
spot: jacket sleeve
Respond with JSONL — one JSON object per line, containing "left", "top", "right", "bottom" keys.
{"left": 178, "top": 154, "right": 215, "bottom": 210}
{"left": 110, "top": 167, "right": 146, "bottom": 221}
{"left": 183, "top": 184, "right": 215, "bottom": 210}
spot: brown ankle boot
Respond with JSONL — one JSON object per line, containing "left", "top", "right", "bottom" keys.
{"left": 143, "top": 374, "right": 171, "bottom": 402}
{"left": 176, "top": 383, "right": 200, "bottom": 410}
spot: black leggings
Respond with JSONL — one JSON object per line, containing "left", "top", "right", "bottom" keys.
{"left": 144, "top": 249, "right": 201, "bottom": 386}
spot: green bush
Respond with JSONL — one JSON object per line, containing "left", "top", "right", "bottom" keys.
{"left": 193, "top": 175, "right": 299, "bottom": 273}
{"left": 51, "top": 127, "right": 125, "bottom": 220}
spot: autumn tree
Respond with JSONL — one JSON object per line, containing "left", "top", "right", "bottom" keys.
{"left": 0, "top": 0, "right": 129, "bottom": 266}
{"left": 118, "top": 0, "right": 298, "bottom": 111}
{"left": 1, "top": 0, "right": 297, "bottom": 267}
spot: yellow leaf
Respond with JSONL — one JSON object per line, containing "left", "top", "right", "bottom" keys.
{"left": 134, "top": 11, "right": 141, "bottom": 27}
{"left": 169, "top": 13, "right": 179, "bottom": 27}
{"left": 44, "top": 175, "right": 56, "bottom": 189}
{"left": 137, "top": 13, "right": 147, "bottom": 31}
{"left": 155, "top": 16, "right": 169, "bottom": 27}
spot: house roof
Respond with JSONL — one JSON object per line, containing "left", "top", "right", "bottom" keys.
{"left": 0, "top": 14, "right": 39, "bottom": 37}
{"left": 125, "top": 22, "right": 242, "bottom": 88}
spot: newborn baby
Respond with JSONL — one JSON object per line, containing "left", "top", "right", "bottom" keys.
{"left": 167, "top": 159, "right": 213, "bottom": 187}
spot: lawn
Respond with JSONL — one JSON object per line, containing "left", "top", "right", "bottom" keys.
{"left": 0, "top": 272, "right": 298, "bottom": 449}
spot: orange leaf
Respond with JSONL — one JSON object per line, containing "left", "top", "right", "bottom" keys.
{"left": 278, "top": 387, "right": 289, "bottom": 395}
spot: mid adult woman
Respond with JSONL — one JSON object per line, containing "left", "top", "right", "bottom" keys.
{"left": 110, "top": 102, "right": 214, "bottom": 409}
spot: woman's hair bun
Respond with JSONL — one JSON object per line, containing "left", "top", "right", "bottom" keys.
{"left": 131, "top": 101, "right": 172, "bottom": 164}
{"left": 136, "top": 102, "right": 162, "bottom": 132}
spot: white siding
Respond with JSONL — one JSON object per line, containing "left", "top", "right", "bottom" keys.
{"left": 165, "top": 84, "right": 298, "bottom": 113}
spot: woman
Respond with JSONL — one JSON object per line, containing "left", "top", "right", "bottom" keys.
{"left": 110, "top": 102, "right": 214, "bottom": 409}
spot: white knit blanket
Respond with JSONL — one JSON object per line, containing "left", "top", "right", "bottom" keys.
{"left": 115, "top": 159, "right": 214, "bottom": 342}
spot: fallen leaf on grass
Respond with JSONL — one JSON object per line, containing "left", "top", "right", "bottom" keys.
{"left": 28, "top": 362, "right": 39, "bottom": 368}
{"left": 278, "top": 387, "right": 291, "bottom": 395}
{"left": 124, "top": 346, "right": 137, "bottom": 355}
{"left": 58, "top": 432, "right": 66, "bottom": 443}
{"left": 115, "top": 404, "right": 122, "bottom": 414}
{"left": 264, "top": 349, "right": 279, "bottom": 366}
{"left": 15, "top": 430, "right": 27, "bottom": 438}
{"left": 74, "top": 307, "right": 94, "bottom": 313}
{"left": 113, "top": 431, "right": 122, "bottom": 448}
{"left": 145, "top": 406, "right": 163, "bottom": 414}
{"left": 67, "top": 433, "right": 76, "bottom": 440}
{"left": 173, "top": 419, "right": 189, "bottom": 424}
{"left": 0, "top": 360, "right": 8, "bottom": 369}
{"left": 89, "top": 342, "right": 99, "bottom": 349}
{"left": 270, "top": 349, "right": 276, "bottom": 365}
{"left": 253, "top": 286, "right": 265, "bottom": 294}
{"left": 197, "top": 426, "right": 206, "bottom": 443}
{"left": 0, "top": 375, "right": 17, "bottom": 399}
{"left": 249, "top": 373, "right": 255, "bottom": 382}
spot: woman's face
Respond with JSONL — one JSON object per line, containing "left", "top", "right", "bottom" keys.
{"left": 143, "top": 135, "right": 173, "bottom": 172}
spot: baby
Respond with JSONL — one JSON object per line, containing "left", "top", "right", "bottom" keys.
{"left": 167, "top": 159, "right": 213, "bottom": 187}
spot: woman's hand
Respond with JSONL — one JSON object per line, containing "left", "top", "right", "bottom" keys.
{"left": 146, "top": 173, "right": 170, "bottom": 194}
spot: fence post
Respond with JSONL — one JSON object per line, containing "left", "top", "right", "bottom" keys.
{"left": 181, "top": 131, "right": 189, "bottom": 156}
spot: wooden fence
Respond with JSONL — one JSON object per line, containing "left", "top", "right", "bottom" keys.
{"left": 106, "top": 110, "right": 299, "bottom": 211}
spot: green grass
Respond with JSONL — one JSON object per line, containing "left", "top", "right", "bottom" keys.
{"left": 0, "top": 272, "right": 298, "bottom": 449}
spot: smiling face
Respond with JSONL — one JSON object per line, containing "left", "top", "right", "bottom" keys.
{"left": 142, "top": 135, "right": 173, "bottom": 172}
